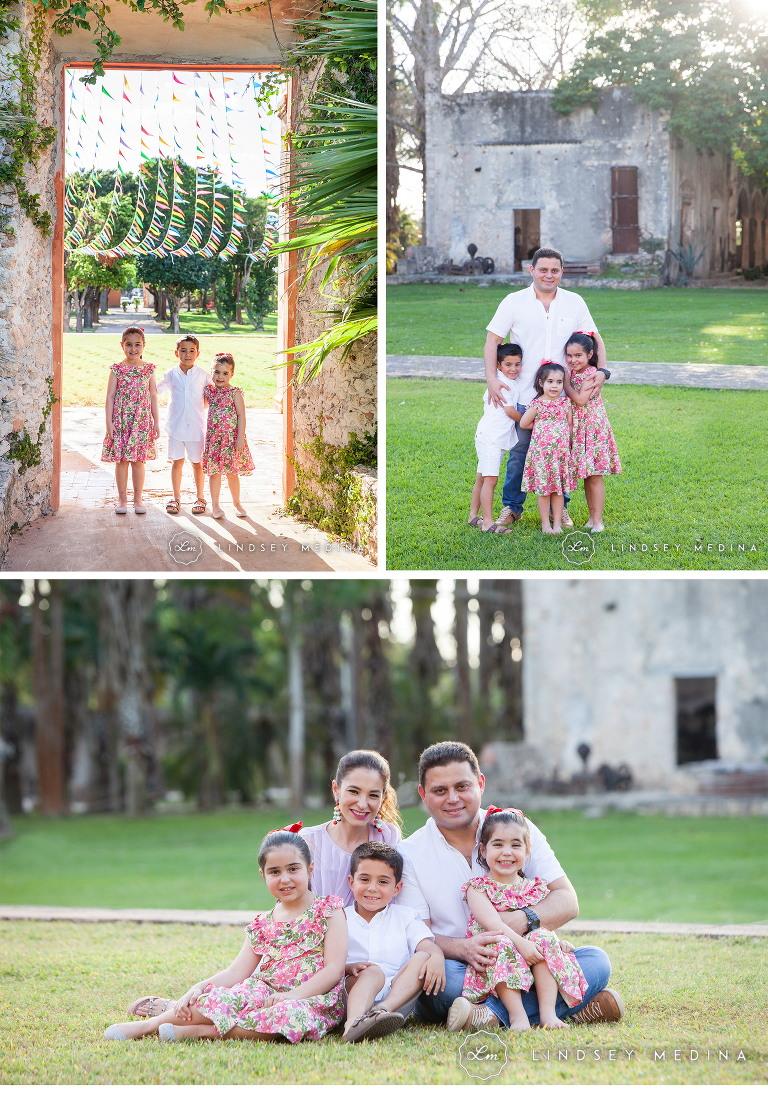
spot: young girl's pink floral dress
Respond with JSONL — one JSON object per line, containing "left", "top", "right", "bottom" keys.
{"left": 569, "top": 366, "right": 622, "bottom": 479}
{"left": 522, "top": 398, "right": 575, "bottom": 496}
{"left": 461, "top": 876, "right": 587, "bottom": 1008}
{"left": 101, "top": 361, "right": 157, "bottom": 463}
{"left": 196, "top": 895, "right": 345, "bottom": 1042}
{"left": 202, "top": 384, "right": 255, "bottom": 476}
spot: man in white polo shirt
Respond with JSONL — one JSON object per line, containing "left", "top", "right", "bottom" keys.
{"left": 398, "top": 741, "right": 623, "bottom": 1029}
{"left": 483, "top": 248, "right": 612, "bottom": 529}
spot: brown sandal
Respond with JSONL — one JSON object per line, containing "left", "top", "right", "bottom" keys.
{"left": 166, "top": 499, "right": 180, "bottom": 515}
{"left": 191, "top": 498, "right": 206, "bottom": 515}
{"left": 483, "top": 522, "right": 513, "bottom": 534}
{"left": 468, "top": 516, "right": 483, "bottom": 528}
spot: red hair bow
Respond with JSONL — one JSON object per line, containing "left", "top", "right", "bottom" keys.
{"left": 540, "top": 358, "right": 559, "bottom": 367}
{"left": 485, "top": 805, "right": 526, "bottom": 819}
{"left": 575, "top": 330, "right": 595, "bottom": 339}
{"left": 267, "top": 821, "right": 304, "bottom": 835}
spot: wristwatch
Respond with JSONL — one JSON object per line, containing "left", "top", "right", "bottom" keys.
{"left": 597, "top": 367, "right": 611, "bottom": 379}
{"left": 523, "top": 908, "right": 540, "bottom": 934}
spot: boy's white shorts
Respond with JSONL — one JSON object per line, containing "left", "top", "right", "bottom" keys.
{"left": 167, "top": 437, "right": 204, "bottom": 463}
{"left": 475, "top": 434, "right": 506, "bottom": 477}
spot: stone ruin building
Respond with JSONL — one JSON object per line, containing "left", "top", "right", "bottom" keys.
{"left": 0, "top": 1, "right": 377, "bottom": 563}
{"left": 507, "top": 579, "right": 768, "bottom": 796}
{"left": 413, "top": 85, "right": 766, "bottom": 283}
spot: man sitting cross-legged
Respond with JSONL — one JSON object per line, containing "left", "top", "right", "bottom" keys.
{"left": 398, "top": 741, "right": 624, "bottom": 1030}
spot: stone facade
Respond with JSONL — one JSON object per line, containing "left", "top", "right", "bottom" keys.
{"left": 425, "top": 86, "right": 753, "bottom": 279}
{"left": 0, "top": 5, "right": 59, "bottom": 544}
{"left": 521, "top": 580, "right": 768, "bottom": 791}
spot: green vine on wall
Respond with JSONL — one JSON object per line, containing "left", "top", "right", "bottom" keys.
{"left": 0, "top": 2, "right": 57, "bottom": 235}
{"left": 7, "top": 377, "right": 57, "bottom": 473}
{"left": 287, "top": 417, "right": 376, "bottom": 548}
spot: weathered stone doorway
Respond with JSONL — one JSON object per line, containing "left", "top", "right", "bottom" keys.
{"left": 514, "top": 209, "right": 540, "bottom": 271}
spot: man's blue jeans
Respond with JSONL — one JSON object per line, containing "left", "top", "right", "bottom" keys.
{"left": 502, "top": 402, "right": 570, "bottom": 516}
{"left": 413, "top": 946, "right": 611, "bottom": 1027}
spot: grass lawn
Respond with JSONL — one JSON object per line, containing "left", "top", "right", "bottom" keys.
{"left": 69, "top": 311, "right": 278, "bottom": 339}
{"left": 1, "top": 809, "right": 766, "bottom": 924}
{"left": 386, "top": 284, "right": 768, "bottom": 365}
{"left": 63, "top": 326, "right": 279, "bottom": 410}
{"left": 1, "top": 921, "right": 765, "bottom": 1084}
{"left": 386, "top": 380, "right": 768, "bottom": 571}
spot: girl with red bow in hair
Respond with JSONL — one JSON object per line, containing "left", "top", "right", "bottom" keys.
{"left": 448, "top": 807, "right": 587, "bottom": 1033}
{"left": 106, "top": 825, "right": 348, "bottom": 1044}
{"left": 563, "top": 331, "right": 622, "bottom": 532}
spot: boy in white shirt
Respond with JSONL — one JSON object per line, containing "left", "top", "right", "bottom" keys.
{"left": 468, "top": 343, "right": 523, "bottom": 534}
{"left": 342, "top": 842, "right": 445, "bottom": 1043}
{"left": 156, "top": 334, "right": 212, "bottom": 516}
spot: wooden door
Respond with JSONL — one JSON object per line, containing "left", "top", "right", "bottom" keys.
{"left": 611, "top": 166, "right": 639, "bottom": 253}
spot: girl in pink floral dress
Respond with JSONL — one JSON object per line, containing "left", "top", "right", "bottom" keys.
{"left": 203, "top": 352, "right": 255, "bottom": 519}
{"left": 448, "top": 808, "right": 587, "bottom": 1032}
{"left": 520, "top": 363, "right": 575, "bottom": 534}
{"left": 101, "top": 326, "right": 160, "bottom": 515}
{"left": 104, "top": 829, "right": 347, "bottom": 1044}
{"left": 564, "top": 332, "right": 622, "bottom": 533}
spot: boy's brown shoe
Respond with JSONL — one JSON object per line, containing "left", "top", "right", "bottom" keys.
{"left": 569, "top": 988, "right": 625, "bottom": 1025}
{"left": 447, "top": 997, "right": 500, "bottom": 1032}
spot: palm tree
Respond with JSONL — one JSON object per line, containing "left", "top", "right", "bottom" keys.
{"left": 274, "top": 0, "right": 376, "bottom": 382}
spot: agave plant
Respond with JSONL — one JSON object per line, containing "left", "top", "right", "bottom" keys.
{"left": 668, "top": 242, "right": 706, "bottom": 285}
{"left": 272, "top": 0, "right": 376, "bottom": 384}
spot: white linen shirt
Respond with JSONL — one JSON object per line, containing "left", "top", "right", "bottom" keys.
{"left": 398, "top": 809, "right": 564, "bottom": 938}
{"left": 346, "top": 901, "right": 434, "bottom": 979}
{"left": 156, "top": 364, "right": 212, "bottom": 441}
{"left": 486, "top": 284, "right": 597, "bottom": 403}
{"left": 476, "top": 373, "right": 519, "bottom": 448}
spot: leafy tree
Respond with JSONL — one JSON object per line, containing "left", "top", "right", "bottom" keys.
{"left": 134, "top": 253, "right": 213, "bottom": 334}
{"left": 553, "top": 0, "right": 768, "bottom": 183}
{"left": 65, "top": 253, "right": 136, "bottom": 332}
{"left": 271, "top": 0, "right": 377, "bottom": 381}
{"left": 214, "top": 260, "right": 236, "bottom": 331}
{"left": 245, "top": 256, "right": 277, "bottom": 330}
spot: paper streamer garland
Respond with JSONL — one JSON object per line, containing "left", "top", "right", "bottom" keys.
{"left": 66, "top": 67, "right": 277, "bottom": 266}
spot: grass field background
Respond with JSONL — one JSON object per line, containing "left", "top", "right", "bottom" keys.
{"left": 1, "top": 809, "right": 766, "bottom": 924}
{"left": 386, "top": 284, "right": 768, "bottom": 364}
{"left": 63, "top": 316, "right": 278, "bottom": 409}
{"left": 386, "top": 380, "right": 768, "bottom": 571}
{"left": 1, "top": 920, "right": 764, "bottom": 1084}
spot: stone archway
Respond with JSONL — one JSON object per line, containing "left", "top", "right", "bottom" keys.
{"left": 0, "top": 2, "right": 376, "bottom": 569}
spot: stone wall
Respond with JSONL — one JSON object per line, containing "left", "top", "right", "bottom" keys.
{"left": 426, "top": 87, "right": 674, "bottom": 271}
{"left": 286, "top": 70, "right": 378, "bottom": 563}
{"left": 0, "top": 6, "right": 59, "bottom": 554}
{"left": 521, "top": 580, "right": 768, "bottom": 790}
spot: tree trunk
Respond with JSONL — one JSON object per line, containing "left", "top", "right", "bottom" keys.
{"left": 498, "top": 580, "right": 523, "bottom": 739}
{"left": 410, "top": 579, "right": 443, "bottom": 752}
{"left": 197, "top": 699, "right": 225, "bottom": 810}
{"left": 386, "top": 24, "right": 400, "bottom": 243}
{"left": 477, "top": 579, "right": 497, "bottom": 743}
{"left": 0, "top": 739, "right": 12, "bottom": 839}
{"left": 99, "top": 288, "right": 108, "bottom": 315}
{"left": 453, "top": 580, "right": 472, "bottom": 743}
{"left": 100, "top": 581, "right": 156, "bottom": 816}
{"left": 31, "top": 581, "right": 67, "bottom": 816}
{"left": 0, "top": 681, "right": 23, "bottom": 815}
{"left": 235, "top": 268, "right": 243, "bottom": 324}
{"left": 282, "top": 589, "right": 305, "bottom": 813}
{"left": 339, "top": 609, "right": 359, "bottom": 751}
{"left": 363, "top": 591, "right": 392, "bottom": 757}
{"left": 169, "top": 293, "right": 180, "bottom": 334}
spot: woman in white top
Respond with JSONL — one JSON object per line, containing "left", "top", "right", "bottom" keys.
{"left": 301, "top": 750, "right": 402, "bottom": 907}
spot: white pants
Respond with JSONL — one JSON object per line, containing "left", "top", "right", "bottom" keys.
{"left": 475, "top": 434, "right": 506, "bottom": 477}
{"left": 167, "top": 436, "right": 204, "bottom": 463}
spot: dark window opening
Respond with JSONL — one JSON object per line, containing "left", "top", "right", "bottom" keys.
{"left": 514, "top": 209, "right": 540, "bottom": 271}
{"left": 675, "top": 677, "right": 718, "bottom": 765}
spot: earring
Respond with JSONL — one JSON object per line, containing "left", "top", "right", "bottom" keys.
{"left": 373, "top": 807, "right": 383, "bottom": 831}
{"left": 332, "top": 800, "right": 341, "bottom": 825}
